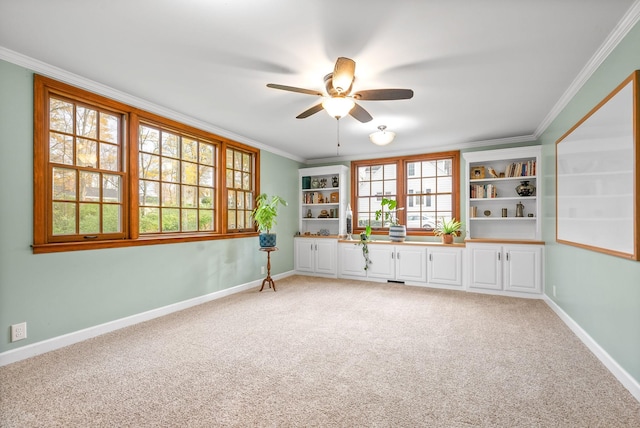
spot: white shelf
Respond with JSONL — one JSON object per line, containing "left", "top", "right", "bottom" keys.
{"left": 299, "top": 165, "right": 349, "bottom": 236}
{"left": 464, "top": 146, "right": 542, "bottom": 240}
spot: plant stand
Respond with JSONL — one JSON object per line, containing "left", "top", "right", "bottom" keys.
{"left": 259, "top": 247, "right": 278, "bottom": 292}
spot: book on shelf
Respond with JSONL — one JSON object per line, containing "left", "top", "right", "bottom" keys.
{"left": 505, "top": 160, "right": 536, "bottom": 177}
{"left": 470, "top": 183, "right": 497, "bottom": 198}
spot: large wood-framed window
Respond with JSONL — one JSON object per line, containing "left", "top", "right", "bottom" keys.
{"left": 34, "top": 75, "right": 260, "bottom": 253}
{"left": 351, "top": 151, "right": 460, "bottom": 236}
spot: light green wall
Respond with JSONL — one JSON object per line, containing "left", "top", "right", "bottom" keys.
{"left": 0, "top": 60, "right": 301, "bottom": 353}
{"left": 540, "top": 21, "right": 640, "bottom": 381}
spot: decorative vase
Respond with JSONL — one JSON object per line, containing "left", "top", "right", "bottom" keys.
{"left": 515, "top": 180, "right": 536, "bottom": 196}
{"left": 259, "top": 233, "right": 277, "bottom": 248}
{"left": 389, "top": 225, "right": 406, "bottom": 242}
{"left": 442, "top": 234, "right": 454, "bottom": 244}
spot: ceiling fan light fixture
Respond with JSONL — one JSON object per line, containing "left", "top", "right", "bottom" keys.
{"left": 369, "top": 125, "right": 396, "bottom": 146}
{"left": 322, "top": 96, "right": 355, "bottom": 119}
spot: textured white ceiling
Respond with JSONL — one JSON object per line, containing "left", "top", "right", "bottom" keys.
{"left": 0, "top": 0, "right": 637, "bottom": 162}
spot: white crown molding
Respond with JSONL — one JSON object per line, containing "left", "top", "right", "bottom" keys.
{"left": 306, "top": 134, "right": 537, "bottom": 164}
{"left": 535, "top": 0, "right": 640, "bottom": 137}
{"left": 0, "top": 46, "right": 305, "bottom": 164}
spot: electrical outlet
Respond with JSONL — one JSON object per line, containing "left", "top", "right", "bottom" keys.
{"left": 11, "top": 322, "right": 27, "bottom": 342}
{"left": 261, "top": 266, "right": 265, "bottom": 275}
{"left": 552, "top": 285, "right": 557, "bottom": 298}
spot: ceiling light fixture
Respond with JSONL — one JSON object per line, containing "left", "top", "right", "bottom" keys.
{"left": 322, "top": 96, "right": 355, "bottom": 119}
{"left": 369, "top": 125, "right": 395, "bottom": 146}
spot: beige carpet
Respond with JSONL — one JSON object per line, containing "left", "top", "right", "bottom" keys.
{"left": 1, "top": 276, "right": 639, "bottom": 427}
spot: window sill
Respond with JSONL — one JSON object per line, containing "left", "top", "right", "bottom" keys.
{"left": 32, "top": 232, "right": 259, "bottom": 254}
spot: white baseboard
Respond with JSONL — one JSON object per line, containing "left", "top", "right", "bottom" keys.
{"left": 0, "top": 271, "right": 294, "bottom": 367}
{"left": 544, "top": 295, "right": 640, "bottom": 402}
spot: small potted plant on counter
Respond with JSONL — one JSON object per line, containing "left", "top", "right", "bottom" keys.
{"left": 375, "top": 197, "right": 406, "bottom": 242}
{"left": 434, "top": 217, "right": 462, "bottom": 244}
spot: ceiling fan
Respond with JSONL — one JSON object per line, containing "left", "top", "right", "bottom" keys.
{"left": 266, "top": 57, "right": 414, "bottom": 123}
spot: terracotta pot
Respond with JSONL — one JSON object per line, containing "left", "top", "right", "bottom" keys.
{"left": 441, "top": 234, "right": 454, "bottom": 244}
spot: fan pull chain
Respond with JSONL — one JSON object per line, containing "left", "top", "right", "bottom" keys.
{"left": 336, "top": 118, "right": 341, "bottom": 156}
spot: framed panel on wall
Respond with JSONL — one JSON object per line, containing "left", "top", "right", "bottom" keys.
{"left": 556, "top": 70, "right": 639, "bottom": 261}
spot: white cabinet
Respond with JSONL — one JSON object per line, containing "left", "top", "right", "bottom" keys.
{"left": 367, "top": 244, "right": 427, "bottom": 283}
{"left": 427, "top": 247, "right": 464, "bottom": 287}
{"left": 338, "top": 242, "right": 368, "bottom": 278}
{"left": 299, "top": 165, "right": 348, "bottom": 236}
{"left": 294, "top": 238, "right": 337, "bottom": 277}
{"left": 463, "top": 146, "right": 542, "bottom": 240}
{"left": 467, "top": 243, "right": 542, "bottom": 295}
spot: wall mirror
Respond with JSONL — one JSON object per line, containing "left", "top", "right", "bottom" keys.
{"left": 556, "top": 70, "right": 639, "bottom": 261}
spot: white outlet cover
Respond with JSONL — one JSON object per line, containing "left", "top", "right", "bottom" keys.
{"left": 11, "top": 322, "right": 27, "bottom": 342}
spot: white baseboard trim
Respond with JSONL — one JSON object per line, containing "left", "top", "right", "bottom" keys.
{"left": 0, "top": 271, "right": 294, "bottom": 367}
{"left": 544, "top": 295, "right": 640, "bottom": 402}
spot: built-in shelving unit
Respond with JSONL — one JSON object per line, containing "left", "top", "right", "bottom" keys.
{"left": 463, "top": 146, "right": 542, "bottom": 240}
{"left": 298, "top": 165, "right": 348, "bottom": 236}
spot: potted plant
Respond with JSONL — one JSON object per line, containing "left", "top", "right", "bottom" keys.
{"left": 252, "top": 193, "right": 287, "bottom": 247}
{"left": 375, "top": 197, "right": 406, "bottom": 242}
{"left": 356, "top": 229, "right": 373, "bottom": 270}
{"left": 434, "top": 217, "right": 462, "bottom": 244}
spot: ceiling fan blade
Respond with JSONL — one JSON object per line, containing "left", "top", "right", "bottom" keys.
{"left": 266, "top": 83, "right": 323, "bottom": 97}
{"left": 332, "top": 57, "right": 356, "bottom": 93}
{"left": 353, "top": 89, "right": 414, "bottom": 101}
{"left": 296, "top": 103, "right": 324, "bottom": 119}
{"left": 349, "top": 103, "right": 373, "bottom": 123}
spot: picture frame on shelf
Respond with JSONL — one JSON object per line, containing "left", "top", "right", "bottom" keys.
{"left": 470, "top": 166, "right": 485, "bottom": 179}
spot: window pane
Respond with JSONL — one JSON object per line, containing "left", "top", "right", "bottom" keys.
{"left": 242, "top": 172, "right": 250, "bottom": 190}
{"left": 76, "top": 106, "right": 97, "bottom": 138}
{"left": 199, "top": 188, "right": 213, "bottom": 208}
{"left": 237, "top": 211, "right": 245, "bottom": 229}
{"left": 182, "top": 185, "right": 197, "bottom": 208}
{"left": 79, "top": 203, "right": 100, "bottom": 234}
{"left": 140, "top": 207, "right": 160, "bottom": 233}
{"left": 100, "top": 142, "right": 118, "bottom": 171}
{"left": 161, "top": 158, "right": 180, "bottom": 182}
{"left": 79, "top": 171, "right": 100, "bottom": 201}
{"left": 234, "top": 171, "right": 242, "bottom": 188}
{"left": 99, "top": 112, "right": 119, "bottom": 144}
{"left": 199, "top": 166, "right": 214, "bottom": 186}
{"left": 383, "top": 164, "right": 396, "bottom": 179}
{"left": 423, "top": 161, "right": 437, "bottom": 176}
{"left": 182, "top": 137, "right": 198, "bottom": 161}
{"left": 140, "top": 153, "right": 160, "bottom": 180}
{"left": 103, "top": 204, "right": 121, "bottom": 233}
{"left": 182, "top": 161, "right": 198, "bottom": 185}
{"left": 358, "top": 166, "right": 371, "bottom": 181}
{"left": 199, "top": 210, "right": 214, "bottom": 231}
{"left": 226, "top": 149, "right": 233, "bottom": 168}
{"left": 161, "top": 208, "right": 180, "bottom": 232}
{"left": 228, "top": 209, "right": 237, "bottom": 229}
{"left": 422, "top": 178, "right": 436, "bottom": 194}
{"left": 139, "top": 125, "right": 160, "bottom": 154}
{"left": 200, "top": 143, "right": 214, "bottom": 166}
{"left": 140, "top": 180, "right": 159, "bottom": 206}
{"left": 228, "top": 190, "right": 236, "bottom": 209}
{"left": 103, "top": 175, "right": 121, "bottom": 203}
{"left": 437, "top": 176, "right": 452, "bottom": 192}
{"left": 226, "top": 169, "right": 233, "bottom": 187}
{"left": 52, "top": 202, "right": 76, "bottom": 235}
{"left": 162, "top": 132, "right": 179, "bottom": 158}
{"left": 383, "top": 180, "right": 396, "bottom": 195}
{"left": 245, "top": 193, "right": 253, "bottom": 211}
{"left": 50, "top": 133, "right": 74, "bottom": 165}
{"left": 77, "top": 138, "right": 97, "bottom": 168}
{"left": 234, "top": 151, "right": 242, "bottom": 170}
{"left": 242, "top": 153, "right": 251, "bottom": 172}
{"left": 182, "top": 209, "right": 198, "bottom": 231}
{"left": 237, "top": 191, "right": 245, "bottom": 210}
{"left": 161, "top": 183, "right": 179, "bottom": 207}
{"left": 50, "top": 98, "right": 73, "bottom": 134}
{"left": 53, "top": 168, "right": 76, "bottom": 201}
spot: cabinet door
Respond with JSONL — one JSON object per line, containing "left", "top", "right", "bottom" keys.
{"left": 294, "top": 239, "right": 315, "bottom": 273}
{"left": 367, "top": 245, "right": 396, "bottom": 280}
{"left": 315, "top": 239, "right": 337, "bottom": 275}
{"left": 338, "top": 243, "right": 368, "bottom": 277}
{"left": 504, "top": 245, "right": 542, "bottom": 294}
{"left": 468, "top": 245, "right": 502, "bottom": 290}
{"left": 396, "top": 247, "right": 427, "bottom": 282}
{"left": 427, "top": 247, "right": 463, "bottom": 287}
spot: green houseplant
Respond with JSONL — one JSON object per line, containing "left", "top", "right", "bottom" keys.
{"left": 434, "top": 217, "right": 462, "bottom": 244}
{"left": 375, "top": 197, "right": 406, "bottom": 242}
{"left": 252, "top": 193, "right": 287, "bottom": 247}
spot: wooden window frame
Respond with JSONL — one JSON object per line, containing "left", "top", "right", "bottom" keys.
{"left": 351, "top": 151, "right": 460, "bottom": 237}
{"left": 33, "top": 75, "right": 260, "bottom": 254}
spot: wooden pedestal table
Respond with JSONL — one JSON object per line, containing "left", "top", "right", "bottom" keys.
{"left": 259, "top": 247, "right": 278, "bottom": 292}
